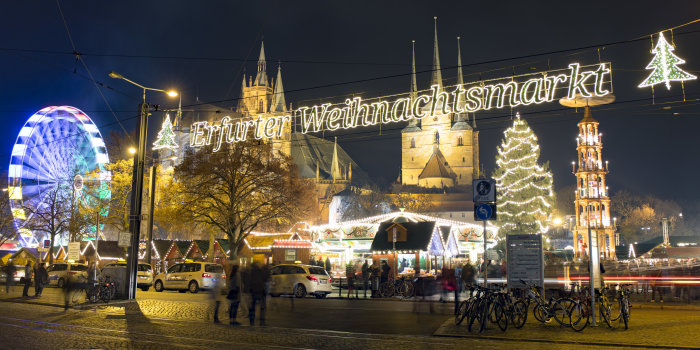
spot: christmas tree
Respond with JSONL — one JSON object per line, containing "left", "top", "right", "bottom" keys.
{"left": 153, "top": 114, "right": 179, "bottom": 150}
{"left": 639, "top": 31, "right": 696, "bottom": 90}
{"left": 492, "top": 113, "right": 554, "bottom": 235}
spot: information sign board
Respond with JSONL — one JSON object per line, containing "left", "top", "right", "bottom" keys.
{"left": 118, "top": 232, "right": 131, "bottom": 247}
{"left": 473, "top": 179, "right": 496, "bottom": 203}
{"left": 67, "top": 241, "right": 81, "bottom": 261}
{"left": 506, "top": 234, "right": 544, "bottom": 289}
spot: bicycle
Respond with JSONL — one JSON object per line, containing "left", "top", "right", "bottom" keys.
{"left": 379, "top": 276, "right": 414, "bottom": 298}
{"left": 610, "top": 284, "right": 631, "bottom": 330}
{"left": 520, "top": 280, "right": 573, "bottom": 327}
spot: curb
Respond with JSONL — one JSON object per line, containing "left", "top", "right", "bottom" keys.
{"left": 433, "top": 319, "right": 699, "bottom": 350}
{"left": 0, "top": 297, "right": 136, "bottom": 310}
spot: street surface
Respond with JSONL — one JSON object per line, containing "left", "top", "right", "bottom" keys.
{"left": 0, "top": 286, "right": 698, "bottom": 349}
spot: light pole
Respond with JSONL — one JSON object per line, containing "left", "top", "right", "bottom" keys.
{"left": 109, "top": 71, "right": 176, "bottom": 300}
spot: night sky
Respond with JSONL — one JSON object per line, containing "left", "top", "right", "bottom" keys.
{"left": 2, "top": 1, "right": 700, "bottom": 205}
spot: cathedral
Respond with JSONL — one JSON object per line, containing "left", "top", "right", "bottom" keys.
{"left": 401, "top": 22, "right": 480, "bottom": 190}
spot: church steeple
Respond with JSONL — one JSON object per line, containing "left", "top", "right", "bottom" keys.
{"left": 410, "top": 40, "right": 418, "bottom": 101}
{"left": 254, "top": 41, "right": 268, "bottom": 86}
{"left": 271, "top": 63, "right": 287, "bottom": 112}
{"left": 331, "top": 137, "right": 341, "bottom": 181}
{"left": 237, "top": 72, "right": 247, "bottom": 113}
{"left": 456, "top": 36, "right": 464, "bottom": 86}
{"left": 430, "top": 17, "right": 443, "bottom": 88}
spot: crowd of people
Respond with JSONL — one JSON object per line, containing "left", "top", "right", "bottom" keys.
{"left": 1, "top": 260, "right": 49, "bottom": 298}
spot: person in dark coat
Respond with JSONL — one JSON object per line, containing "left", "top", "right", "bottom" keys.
{"left": 227, "top": 264, "right": 242, "bottom": 325}
{"left": 34, "top": 263, "right": 48, "bottom": 297}
{"left": 380, "top": 261, "right": 391, "bottom": 284}
{"left": 4, "top": 262, "right": 16, "bottom": 294}
{"left": 361, "top": 260, "right": 369, "bottom": 298}
{"left": 22, "top": 262, "right": 33, "bottom": 297}
{"left": 246, "top": 262, "right": 270, "bottom": 326}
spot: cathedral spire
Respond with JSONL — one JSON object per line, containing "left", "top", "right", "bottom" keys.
{"left": 456, "top": 36, "right": 464, "bottom": 86}
{"left": 237, "top": 72, "right": 247, "bottom": 113}
{"left": 254, "top": 41, "right": 268, "bottom": 86}
{"left": 271, "top": 63, "right": 287, "bottom": 112}
{"left": 430, "top": 17, "right": 443, "bottom": 88}
{"left": 410, "top": 40, "right": 418, "bottom": 100}
{"left": 331, "top": 137, "right": 341, "bottom": 181}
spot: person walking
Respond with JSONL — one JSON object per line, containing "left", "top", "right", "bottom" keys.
{"left": 22, "top": 262, "right": 32, "bottom": 297}
{"left": 247, "top": 262, "right": 269, "bottom": 326}
{"left": 369, "top": 260, "right": 380, "bottom": 298}
{"left": 461, "top": 260, "right": 476, "bottom": 297}
{"left": 34, "top": 262, "right": 48, "bottom": 297}
{"left": 345, "top": 263, "right": 358, "bottom": 299}
{"left": 4, "top": 262, "right": 16, "bottom": 294}
{"left": 226, "top": 264, "right": 242, "bottom": 326}
{"left": 361, "top": 260, "right": 369, "bottom": 298}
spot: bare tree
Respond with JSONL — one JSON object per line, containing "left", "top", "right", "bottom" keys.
{"left": 0, "top": 190, "right": 18, "bottom": 246}
{"left": 24, "top": 186, "right": 69, "bottom": 264}
{"left": 390, "top": 193, "right": 434, "bottom": 213}
{"left": 172, "top": 140, "right": 315, "bottom": 260}
{"left": 340, "top": 186, "right": 390, "bottom": 221}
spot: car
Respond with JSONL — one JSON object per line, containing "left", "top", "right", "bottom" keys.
{"left": 153, "top": 262, "right": 225, "bottom": 293}
{"left": 47, "top": 263, "right": 88, "bottom": 288}
{"left": 0, "top": 265, "right": 28, "bottom": 285}
{"left": 269, "top": 264, "right": 332, "bottom": 299}
{"left": 102, "top": 262, "right": 153, "bottom": 291}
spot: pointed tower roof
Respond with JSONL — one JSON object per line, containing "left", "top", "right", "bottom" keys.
{"left": 237, "top": 73, "right": 247, "bottom": 113}
{"left": 456, "top": 36, "right": 464, "bottom": 86}
{"left": 419, "top": 148, "right": 455, "bottom": 180}
{"left": 271, "top": 63, "right": 287, "bottom": 112}
{"left": 430, "top": 17, "right": 443, "bottom": 88}
{"left": 404, "top": 40, "right": 421, "bottom": 132}
{"left": 452, "top": 36, "right": 471, "bottom": 129}
{"left": 410, "top": 40, "right": 418, "bottom": 100}
{"left": 254, "top": 41, "right": 268, "bottom": 86}
{"left": 331, "top": 137, "right": 341, "bottom": 180}
{"left": 579, "top": 105, "right": 598, "bottom": 124}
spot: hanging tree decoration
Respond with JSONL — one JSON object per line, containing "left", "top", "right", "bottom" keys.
{"left": 492, "top": 112, "right": 554, "bottom": 235}
{"left": 153, "top": 114, "right": 179, "bottom": 150}
{"left": 639, "top": 31, "right": 696, "bottom": 90}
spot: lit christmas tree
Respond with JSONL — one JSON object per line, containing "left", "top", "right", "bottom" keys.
{"left": 639, "top": 31, "right": 696, "bottom": 90}
{"left": 492, "top": 113, "right": 554, "bottom": 235}
{"left": 153, "top": 114, "right": 179, "bottom": 150}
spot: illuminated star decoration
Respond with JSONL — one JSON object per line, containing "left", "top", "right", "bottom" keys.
{"left": 153, "top": 114, "right": 179, "bottom": 150}
{"left": 638, "top": 31, "right": 696, "bottom": 90}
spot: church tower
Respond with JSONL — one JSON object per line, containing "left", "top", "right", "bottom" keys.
{"left": 240, "top": 41, "right": 273, "bottom": 115}
{"left": 573, "top": 106, "right": 615, "bottom": 259}
{"left": 400, "top": 18, "right": 479, "bottom": 189}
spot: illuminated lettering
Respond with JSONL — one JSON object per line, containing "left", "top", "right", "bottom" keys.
{"left": 594, "top": 64, "right": 611, "bottom": 96}
{"left": 567, "top": 63, "right": 595, "bottom": 98}
{"left": 429, "top": 85, "right": 451, "bottom": 117}
{"left": 191, "top": 122, "right": 207, "bottom": 147}
{"left": 187, "top": 63, "right": 614, "bottom": 152}
{"left": 391, "top": 98, "right": 411, "bottom": 122}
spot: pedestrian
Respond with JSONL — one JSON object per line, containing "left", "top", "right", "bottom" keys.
{"left": 361, "top": 260, "right": 369, "bottom": 298}
{"left": 369, "top": 260, "right": 380, "bottom": 298}
{"left": 380, "top": 260, "right": 391, "bottom": 284}
{"left": 4, "top": 261, "right": 16, "bottom": 294}
{"left": 246, "top": 262, "right": 269, "bottom": 326}
{"left": 461, "top": 259, "right": 475, "bottom": 297}
{"left": 35, "top": 262, "right": 48, "bottom": 297}
{"left": 22, "top": 262, "right": 32, "bottom": 297}
{"left": 227, "top": 264, "right": 242, "bottom": 326}
{"left": 499, "top": 258, "right": 507, "bottom": 279}
{"left": 345, "top": 263, "right": 358, "bottom": 299}
{"left": 210, "top": 266, "right": 226, "bottom": 324}
{"left": 324, "top": 257, "right": 331, "bottom": 274}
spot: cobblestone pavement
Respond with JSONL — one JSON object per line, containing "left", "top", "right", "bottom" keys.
{"left": 1, "top": 287, "right": 698, "bottom": 349}
{"left": 0, "top": 301, "right": 625, "bottom": 350}
{"left": 435, "top": 303, "right": 700, "bottom": 349}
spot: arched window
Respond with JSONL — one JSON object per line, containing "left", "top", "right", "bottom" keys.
{"left": 458, "top": 136, "right": 463, "bottom": 146}
{"left": 435, "top": 131, "right": 440, "bottom": 144}
{"left": 462, "top": 157, "right": 465, "bottom": 163}
{"left": 258, "top": 100, "right": 264, "bottom": 113}
{"left": 410, "top": 137, "right": 415, "bottom": 148}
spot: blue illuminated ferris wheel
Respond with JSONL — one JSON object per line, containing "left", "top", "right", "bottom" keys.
{"left": 8, "top": 106, "right": 111, "bottom": 247}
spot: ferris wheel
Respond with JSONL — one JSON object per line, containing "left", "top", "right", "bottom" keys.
{"left": 8, "top": 106, "right": 111, "bottom": 247}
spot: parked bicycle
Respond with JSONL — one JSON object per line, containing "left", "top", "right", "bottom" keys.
{"left": 520, "top": 280, "right": 574, "bottom": 327}
{"left": 379, "top": 276, "right": 414, "bottom": 298}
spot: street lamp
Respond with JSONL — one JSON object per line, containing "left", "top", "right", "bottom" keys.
{"left": 109, "top": 71, "right": 177, "bottom": 300}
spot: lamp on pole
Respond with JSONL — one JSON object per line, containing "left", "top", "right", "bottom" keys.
{"left": 109, "top": 71, "right": 176, "bottom": 300}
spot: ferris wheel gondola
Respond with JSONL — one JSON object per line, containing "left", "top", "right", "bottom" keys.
{"left": 7, "top": 106, "right": 111, "bottom": 247}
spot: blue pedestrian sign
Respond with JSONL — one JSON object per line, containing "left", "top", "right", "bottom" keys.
{"left": 474, "top": 203, "right": 497, "bottom": 221}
